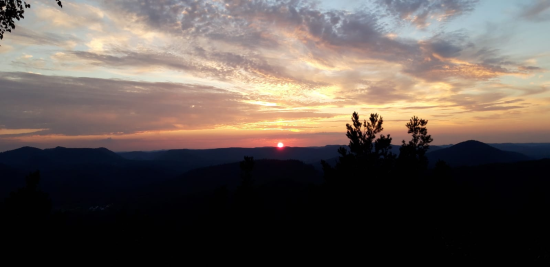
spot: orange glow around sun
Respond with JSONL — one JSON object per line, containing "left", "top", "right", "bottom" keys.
{"left": 277, "top": 142, "right": 284, "bottom": 148}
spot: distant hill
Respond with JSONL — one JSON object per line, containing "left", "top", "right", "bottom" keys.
{"left": 139, "top": 159, "right": 321, "bottom": 198}
{"left": 123, "top": 159, "right": 322, "bottom": 222}
{"left": 0, "top": 142, "right": 542, "bottom": 208}
{"left": 115, "top": 151, "right": 161, "bottom": 161}
{"left": 489, "top": 143, "right": 550, "bottom": 160}
{"left": 0, "top": 146, "right": 187, "bottom": 207}
{"left": 119, "top": 146, "right": 344, "bottom": 170}
{"left": 0, "top": 146, "right": 124, "bottom": 169}
{"left": 0, "top": 146, "right": 324, "bottom": 209}
{"left": 120, "top": 145, "right": 449, "bottom": 172}
{"left": 427, "top": 140, "right": 532, "bottom": 168}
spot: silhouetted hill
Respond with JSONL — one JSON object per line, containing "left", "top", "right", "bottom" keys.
{"left": 122, "top": 145, "right": 448, "bottom": 172}
{"left": 0, "top": 161, "right": 186, "bottom": 208}
{"left": 427, "top": 140, "right": 532, "bottom": 167}
{"left": 450, "top": 159, "right": 550, "bottom": 213}
{"left": 0, "top": 142, "right": 543, "bottom": 211}
{"left": 43, "top": 146, "right": 123, "bottom": 164}
{"left": 143, "top": 146, "right": 343, "bottom": 170}
{"left": 134, "top": 159, "right": 321, "bottom": 200}
{"left": 0, "top": 146, "right": 45, "bottom": 166}
{"left": 117, "top": 151, "right": 163, "bottom": 160}
{"left": 123, "top": 159, "right": 322, "bottom": 225}
{"left": 0, "top": 146, "right": 124, "bottom": 169}
{"left": 179, "top": 159, "right": 321, "bottom": 193}
{"left": 0, "top": 147, "right": 189, "bottom": 207}
{"left": 489, "top": 143, "right": 550, "bottom": 160}
{"left": 0, "top": 146, "right": 323, "bottom": 209}
{"left": 0, "top": 163, "right": 27, "bottom": 199}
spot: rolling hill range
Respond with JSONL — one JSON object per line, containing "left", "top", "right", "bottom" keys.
{"left": 0, "top": 146, "right": 327, "bottom": 208}
{"left": 0, "top": 141, "right": 546, "bottom": 209}
{"left": 126, "top": 159, "right": 322, "bottom": 216}
{"left": 118, "top": 145, "right": 450, "bottom": 171}
{"left": 119, "top": 146, "right": 343, "bottom": 164}
{"left": 426, "top": 140, "right": 532, "bottom": 168}
{"left": 154, "top": 159, "right": 321, "bottom": 196}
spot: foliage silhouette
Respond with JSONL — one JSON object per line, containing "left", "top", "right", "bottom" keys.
{"left": 234, "top": 156, "right": 260, "bottom": 231}
{"left": 316, "top": 111, "right": 438, "bottom": 262}
{"left": 321, "top": 112, "right": 395, "bottom": 187}
{"left": 2, "top": 170, "right": 51, "bottom": 224}
{"left": 397, "top": 116, "right": 433, "bottom": 175}
{"left": 0, "top": 0, "right": 62, "bottom": 40}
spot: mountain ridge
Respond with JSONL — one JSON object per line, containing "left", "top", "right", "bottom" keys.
{"left": 427, "top": 140, "right": 532, "bottom": 168}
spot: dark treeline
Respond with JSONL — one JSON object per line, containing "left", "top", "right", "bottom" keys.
{"left": 1, "top": 112, "right": 549, "bottom": 264}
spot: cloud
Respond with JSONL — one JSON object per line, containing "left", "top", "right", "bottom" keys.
{"left": 377, "top": 0, "right": 479, "bottom": 28}
{"left": 78, "top": 0, "right": 540, "bottom": 89}
{"left": 66, "top": 50, "right": 325, "bottom": 89}
{"left": 3, "top": 26, "right": 79, "bottom": 48}
{"left": 399, "top": 31, "right": 544, "bottom": 82}
{"left": 519, "top": 0, "right": 550, "bottom": 22}
{"left": 34, "top": 1, "right": 105, "bottom": 31}
{"left": 0, "top": 72, "right": 335, "bottom": 136}
{"left": 340, "top": 78, "right": 419, "bottom": 105}
{"left": 10, "top": 54, "right": 52, "bottom": 70}
{"left": 441, "top": 93, "right": 529, "bottom": 112}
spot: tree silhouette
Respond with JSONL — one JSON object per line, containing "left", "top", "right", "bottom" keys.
{"left": 317, "top": 112, "right": 437, "bottom": 260}
{"left": 397, "top": 116, "right": 433, "bottom": 175}
{"left": 235, "top": 156, "right": 256, "bottom": 213}
{"left": 319, "top": 112, "right": 397, "bottom": 242}
{"left": 0, "top": 0, "right": 62, "bottom": 40}
{"left": 321, "top": 112, "right": 395, "bottom": 187}
{"left": 239, "top": 156, "right": 255, "bottom": 191}
{"left": 233, "top": 156, "right": 260, "bottom": 239}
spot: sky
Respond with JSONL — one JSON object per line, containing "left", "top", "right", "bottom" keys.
{"left": 0, "top": 0, "right": 549, "bottom": 151}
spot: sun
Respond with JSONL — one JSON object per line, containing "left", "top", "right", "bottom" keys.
{"left": 277, "top": 142, "right": 284, "bottom": 148}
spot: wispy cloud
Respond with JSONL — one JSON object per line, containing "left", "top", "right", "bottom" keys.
{"left": 0, "top": 72, "right": 335, "bottom": 136}
{"left": 519, "top": 0, "right": 550, "bottom": 22}
{"left": 377, "top": 0, "right": 479, "bottom": 28}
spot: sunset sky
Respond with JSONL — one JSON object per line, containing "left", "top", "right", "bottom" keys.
{"left": 1, "top": 0, "right": 549, "bottom": 151}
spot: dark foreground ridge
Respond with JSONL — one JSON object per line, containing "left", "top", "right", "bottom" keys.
{"left": 0, "top": 113, "right": 549, "bottom": 264}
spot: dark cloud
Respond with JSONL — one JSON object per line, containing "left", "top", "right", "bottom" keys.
{"left": 5, "top": 26, "right": 80, "bottom": 47}
{"left": 10, "top": 57, "right": 52, "bottom": 71}
{"left": 105, "top": 0, "right": 189, "bottom": 33}
{"left": 488, "top": 83, "right": 549, "bottom": 96}
{"left": 424, "top": 31, "right": 472, "bottom": 58}
{"left": 377, "top": 0, "right": 479, "bottom": 28}
{"left": 0, "top": 72, "right": 334, "bottom": 136}
{"left": 518, "top": 66, "right": 544, "bottom": 71}
{"left": 519, "top": 0, "right": 550, "bottom": 22}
